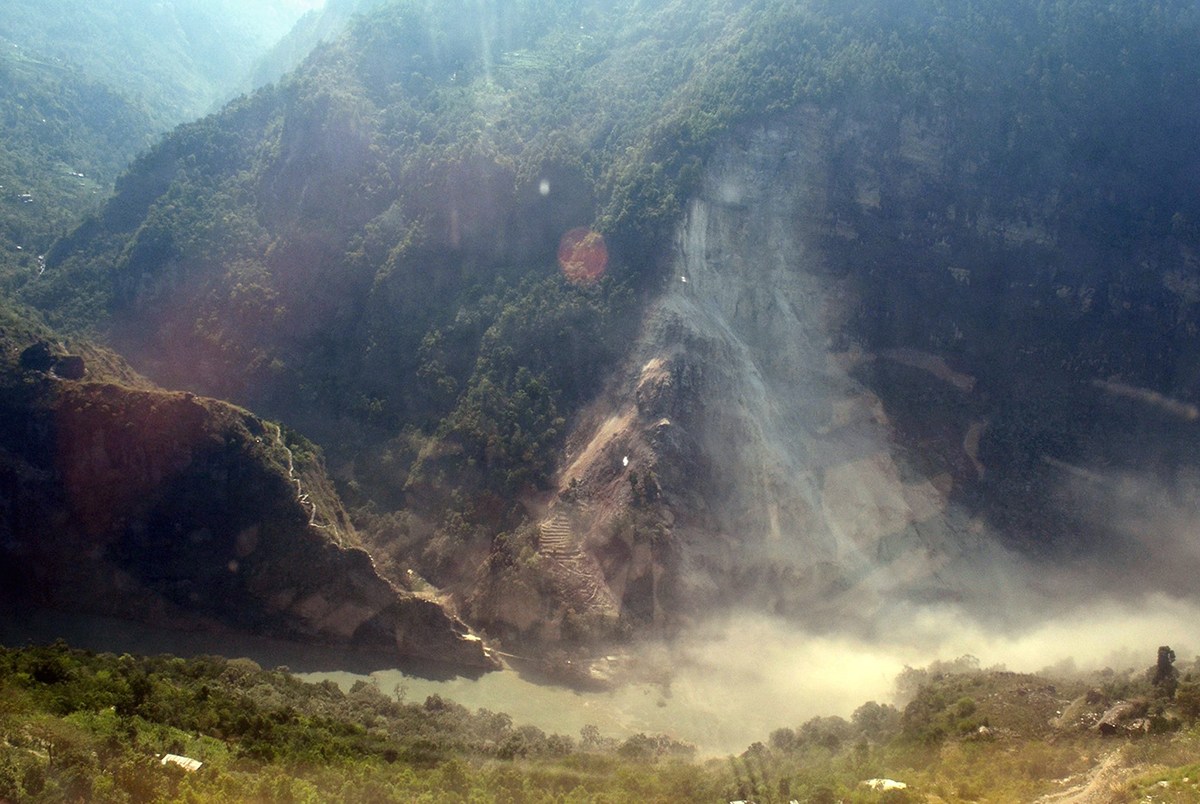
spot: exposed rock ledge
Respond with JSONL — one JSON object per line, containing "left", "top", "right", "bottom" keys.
{"left": 0, "top": 328, "right": 496, "bottom": 670}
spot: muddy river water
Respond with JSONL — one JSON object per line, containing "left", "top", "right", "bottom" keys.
{"left": 0, "top": 610, "right": 908, "bottom": 755}
{"left": 10, "top": 603, "right": 1187, "bottom": 754}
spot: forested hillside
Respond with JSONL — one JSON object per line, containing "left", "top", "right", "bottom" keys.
{"left": 245, "top": 0, "right": 391, "bottom": 92}
{"left": 0, "top": 52, "right": 155, "bottom": 277}
{"left": 13, "top": 0, "right": 1200, "bottom": 652}
{"left": 0, "top": 0, "right": 309, "bottom": 291}
{"left": 6, "top": 2, "right": 1200, "bottom": 797}
{"left": 0, "top": 0, "right": 302, "bottom": 128}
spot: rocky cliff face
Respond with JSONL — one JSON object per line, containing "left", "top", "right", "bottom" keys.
{"left": 540, "top": 105, "right": 1200, "bottom": 632}
{"left": 0, "top": 328, "right": 496, "bottom": 669}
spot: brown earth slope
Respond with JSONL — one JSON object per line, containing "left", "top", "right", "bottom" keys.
{"left": 0, "top": 307, "right": 495, "bottom": 669}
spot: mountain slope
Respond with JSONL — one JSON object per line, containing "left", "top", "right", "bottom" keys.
{"left": 543, "top": 98, "right": 1200, "bottom": 637}
{"left": 0, "top": 302, "right": 495, "bottom": 668}
{"left": 23, "top": 0, "right": 1200, "bottom": 653}
{"left": 244, "top": 0, "right": 390, "bottom": 93}
{"left": 0, "top": 0, "right": 311, "bottom": 292}
{"left": 0, "top": 49, "right": 159, "bottom": 281}
{"left": 0, "top": 0, "right": 304, "bottom": 129}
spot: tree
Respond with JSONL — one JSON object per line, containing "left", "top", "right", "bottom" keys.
{"left": 852, "top": 701, "right": 901, "bottom": 741}
{"left": 1150, "top": 645, "right": 1179, "bottom": 698}
{"left": 579, "top": 723, "right": 603, "bottom": 751}
{"left": 1176, "top": 679, "right": 1200, "bottom": 722}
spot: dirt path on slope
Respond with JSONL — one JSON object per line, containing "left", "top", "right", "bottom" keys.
{"left": 1035, "top": 752, "right": 1134, "bottom": 804}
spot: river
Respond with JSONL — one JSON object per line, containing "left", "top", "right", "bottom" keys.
{"left": 4, "top": 602, "right": 1196, "bottom": 755}
{"left": 4, "top": 604, "right": 1195, "bottom": 758}
{"left": 0, "top": 609, "right": 907, "bottom": 755}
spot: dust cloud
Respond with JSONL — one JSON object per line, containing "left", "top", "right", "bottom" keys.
{"left": 298, "top": 592, "right": 1199, "bottom": 757}
{"left": 567, "top": 427, "right": 1200, "bottom": 754}
{"left": 628, "top": 593, "right": 1199, "bottom": 753}
{"left": 644, "top": 456, "right": 1200, "bottom": 751}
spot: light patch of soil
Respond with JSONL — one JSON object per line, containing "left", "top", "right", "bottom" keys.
{"left": 558, "top": 406, "right": 637, "bottom": 493}
{"left": 963, "top": 419, "right": 987, "bottom": 479}
{"left": 1036, "top": 752, "right": 1135, "bottom": 804}
{"left": 821, "top": 452, "right": 919, "bottom": 557}
{"left": 882, "top": 347, "right": 977, "bottom": 392}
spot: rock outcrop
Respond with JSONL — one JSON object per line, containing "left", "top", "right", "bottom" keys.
{"left": 19, "top": 341, "right": 86, "bottom": 379}
{"left": 0, "top": 323, "right": 496, "bottom": 670}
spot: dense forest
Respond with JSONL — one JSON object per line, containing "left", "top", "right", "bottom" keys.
{"left": 0, "top": 0, "right": 308, "bottom": 287}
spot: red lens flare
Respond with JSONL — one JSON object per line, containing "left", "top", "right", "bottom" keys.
{"left": 557, "top": 227, "right": 608, "bottom": 285}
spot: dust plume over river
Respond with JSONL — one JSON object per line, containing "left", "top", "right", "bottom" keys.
{"left": 4, "top": 602, "right": 1198, "bottom": 755}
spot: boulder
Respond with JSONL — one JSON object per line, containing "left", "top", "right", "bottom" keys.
{"left": 52, "top": 355, "right": 86, "bottom": 379}
{"left": 1096, "top": 701, "right": 1141, "bottom": 736}
{"left": 19, "top": 341, "right": 55, "bottom": 371}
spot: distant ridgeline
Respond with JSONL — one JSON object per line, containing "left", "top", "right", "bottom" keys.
{"left": 12, "top": 0, "right": 1200, "bottom": 647}
{"left": 0, "top": 0, "right": 299, "bottom": 128}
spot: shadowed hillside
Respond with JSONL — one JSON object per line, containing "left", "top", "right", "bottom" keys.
{"left": 0, "top": 301, "right": 494, "bottom": 669}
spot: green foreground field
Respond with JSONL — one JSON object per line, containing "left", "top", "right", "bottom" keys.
{"left": 3, "top": 642, "right": 1200, "bottom": 802}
